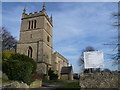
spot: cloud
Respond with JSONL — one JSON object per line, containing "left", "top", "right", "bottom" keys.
{"left": 2, "top": 2, "right": 118, "bottom": 72}
{"left": 52, "top": 3, "right": 117, "bottom": 44}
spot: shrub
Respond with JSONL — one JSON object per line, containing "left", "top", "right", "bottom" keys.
{"left": 48, "top": 68, "right": 58, "bottom": 80}
{"left": 2, "top": 60, "right": 33, "bottom": 85}
{"left": 2, "top": 53, "right": 37, "bottom": 85}
{"left": 9, "top": 53, "right": 36, "bottom": 73}
{"left": 32, "top": 74, "right": 43, "bottom": 80}
{"left": 103, "top": 68, "right": 111, "bottom": 72}
{"left": 2, "top": 50, "right": 15, "bottom": 60}
{"left": 2, "top": 72, "right": 9, "bottom": 83}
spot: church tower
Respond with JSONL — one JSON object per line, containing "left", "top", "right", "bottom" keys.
{"left": 17, "top": 3, "right": 53, "bottom": 74}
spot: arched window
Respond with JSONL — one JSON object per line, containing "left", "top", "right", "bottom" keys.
{"left": 28, "top": 46, "right": 33, "bottom": 58}
{"left": 34, "top": 20, "right": 36, "bottom": 28}
{"left": 28, "top": 21, "right": 31, "bottom": 29}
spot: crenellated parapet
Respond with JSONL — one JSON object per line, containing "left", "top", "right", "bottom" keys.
{"left": 22, "top": 3, "right": 53, "bottom": 25}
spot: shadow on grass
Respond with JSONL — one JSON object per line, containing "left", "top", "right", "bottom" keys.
{"left": 54, "top": 82, "right": 80, "bottom": 90}
{"left": 43, "top": 79, "right": 69, "bottom": 83}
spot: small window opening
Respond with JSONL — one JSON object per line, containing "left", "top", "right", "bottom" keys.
{"left": 30, "top": 34, "right": 32, "bottom": 38}
{"left": 47, "top": 36, "right": 50, "bottom": 42}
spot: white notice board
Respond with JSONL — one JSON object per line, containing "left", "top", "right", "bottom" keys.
{"left": 84, "top": 51, "right": 104, "bottom": 68}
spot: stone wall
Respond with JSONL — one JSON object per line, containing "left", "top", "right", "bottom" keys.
{"left": 61, "top": 74, "right": 68, "bottom": 80}
{"left": 2, "top": 79, "right": 42, "bottom": 88}
{"left": 17, "top": 7, "right": 53, "bottom": 75}
{"left": 52, "top": 52, "right": 69, "bottom": 79}
{"left": 80, "top": 72, "right": 119, "bottom": 89}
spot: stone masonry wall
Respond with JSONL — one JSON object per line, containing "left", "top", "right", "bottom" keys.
{"left": 80, "top": 72, "right": 119, "bottom": 89}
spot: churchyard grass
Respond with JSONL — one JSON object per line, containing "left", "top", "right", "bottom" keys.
{"left": 43, "top": 79, "right": 69, "bottom": 83}
{"left": 56, "top": 81, "right": 80, "bottom": 89}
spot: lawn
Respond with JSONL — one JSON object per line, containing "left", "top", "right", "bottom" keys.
{"left": 55, "top": 81, "right": 80, "bottom": 90}
{"left": 43, "top": 79, "right": 69, "bottom": 83}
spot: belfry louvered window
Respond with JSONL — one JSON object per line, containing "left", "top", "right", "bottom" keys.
{"left": 34, "top": 20, "right": 36, "bottom": 28}
{"left": 31, "top": 20, "right": 33, "bottom": 29}
{"left": 28, "top": 21, "right": 30, "bottom": 29}
{"left": 28, "top": 20, "right": 36, "bottom": 29}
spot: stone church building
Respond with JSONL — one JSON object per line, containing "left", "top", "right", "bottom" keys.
{"left": 17, "top": 3, "right": 73, "bottom": 79}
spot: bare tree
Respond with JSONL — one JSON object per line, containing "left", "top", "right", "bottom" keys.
{"left": 1, "top": 27, "right": 17, "bottom": 51}
{"left": 111, "top": 2, "right": 120, "bottom": 65}
{"left": 105, "top": 2, "right": 120, "bottom": 66}
{"left": 79, "top": 46, "right": 95, "bottom": 72}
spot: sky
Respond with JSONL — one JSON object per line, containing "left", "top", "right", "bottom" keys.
{"left": 2, "top": 2, "right": 119, "bottom": 73}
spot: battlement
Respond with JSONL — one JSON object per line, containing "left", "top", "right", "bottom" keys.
{"left": 22, "top": 10, "right": 52, "bottom": 26}
{"left": 23, "top": 11, "right": 40, "bottom": 17}
{"left": 22, "top": 3, "right": 53, "bottom": 25}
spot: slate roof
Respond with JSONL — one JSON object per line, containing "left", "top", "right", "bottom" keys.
{"left": 61, "top": 66, "right": 72, "bottom": 74}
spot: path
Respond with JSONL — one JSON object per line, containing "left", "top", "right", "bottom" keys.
{"left": 38, "top": 80, "right": 78, "bottom": 90}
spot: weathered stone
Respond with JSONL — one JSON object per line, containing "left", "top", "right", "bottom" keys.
{"left": 80, "top": 72, "right": 119, "bottom": 88}
{"left": 17, "top": 3, "right": 70, "bottom": 79}
{"left": 3, "top": 80, "right": 42, "bottom": 88}
{"left": 10, "top": 81, "right": 29, "bottom": 88}
{"left": 29, "top": 79, "right": 42, "bottom": 88}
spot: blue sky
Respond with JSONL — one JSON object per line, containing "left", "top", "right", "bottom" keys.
{"left": 2, "top": 2, "right": 118, "bottom": 73}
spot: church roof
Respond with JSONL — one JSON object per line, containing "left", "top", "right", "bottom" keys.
{"left": 61, "top": 66, "right": 72, "bottom": 74}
